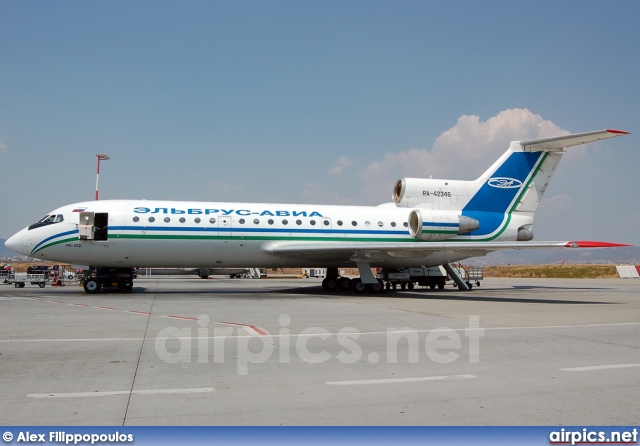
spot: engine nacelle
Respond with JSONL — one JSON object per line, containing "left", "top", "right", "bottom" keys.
{"left": 517, "top": 227, "right": 534, "bottom": 241}
{"left": 393, "top": 178, "right": 474, "bottom": 209}
{"left": 408, "top": 209, "right": 480, "bottom": 241}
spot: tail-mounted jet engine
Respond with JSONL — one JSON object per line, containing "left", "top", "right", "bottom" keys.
{"left": 393, "top": 178, "right": 473, "bottom": 209}
{"left": 408, "top": 209, "right": 479, "bottom": 241}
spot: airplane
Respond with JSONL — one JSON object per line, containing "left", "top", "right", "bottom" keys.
{"left": 4, "top": 129, "right": 630, "bottom": 294}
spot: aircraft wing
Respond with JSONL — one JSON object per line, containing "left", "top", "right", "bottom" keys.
{"left": 263, "top": 240, "right": 629, "bottom": 263}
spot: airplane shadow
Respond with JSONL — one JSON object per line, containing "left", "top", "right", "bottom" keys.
{"left": 122, "top": 284, "right": 618, "bottom": 305}
{"left": 257, "top": 285, "right": 618, "bottom": 305}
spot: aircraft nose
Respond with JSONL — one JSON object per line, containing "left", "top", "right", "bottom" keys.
{"left": 5, "top": 230, "right": 27, "bottom": 256}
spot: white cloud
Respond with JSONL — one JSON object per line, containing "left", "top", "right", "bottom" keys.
{"left": 629, "top": 213, "right": 640, "bottom": 226}
{"left": 210, "top": 180, "right": 244, "bottom": 196}
{"left": 0, "top": 142, "right": 7, "bottom": 152}
{"left": 541, "top": 192, "right": 573, "bottom": 211}
{"left": 300, "top": 182, "right": 358, "bottom": 205}
{"left": 408, "top": 108, "right": 569, "bottom": 178}
{"left": 330, "top": 156, "right": 353, "bottom": 175}
{"left": 353, "top": 108, "right": 571, "bottom": 203}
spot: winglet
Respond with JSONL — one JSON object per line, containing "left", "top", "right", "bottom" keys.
{"left": 565, "top": 241, "right": 631, "bottom": 248}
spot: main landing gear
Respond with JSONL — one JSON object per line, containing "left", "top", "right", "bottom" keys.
{"left": 321, "top": 264, "right": 384, "bottom": 294}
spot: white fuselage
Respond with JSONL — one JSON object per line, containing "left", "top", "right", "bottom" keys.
{"left": 7, "top": 199, "right": 521, "bottom": 268}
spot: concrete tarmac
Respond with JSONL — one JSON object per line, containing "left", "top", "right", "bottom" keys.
{"left": 1, "top": 276, "right": 638, "bottom": 426}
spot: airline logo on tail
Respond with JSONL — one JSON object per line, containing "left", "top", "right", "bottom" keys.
{"left": 487, "top": 177, "right": 523, "bottom": 189}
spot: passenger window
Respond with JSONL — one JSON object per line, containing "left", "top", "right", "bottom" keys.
{"left": 195, "top": 217, "right": 201, "bottom": 224}
{"left": 133, "top": 216, "right": 140, "bottom": 223}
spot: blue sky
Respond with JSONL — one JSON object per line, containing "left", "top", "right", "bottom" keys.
{"left": 1, "top": 0, "right": 638, "bottom": 243}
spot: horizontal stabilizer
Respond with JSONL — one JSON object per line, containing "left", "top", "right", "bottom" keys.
{"left": 564, "top": 241, "right": 631, "bottom": 248}
{"left": 520, "top": 129, "right": 629, "bottom": 152}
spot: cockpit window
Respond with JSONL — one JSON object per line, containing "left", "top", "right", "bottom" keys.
{"left": 28, "top": 214, "right": 64, "bottom": 230}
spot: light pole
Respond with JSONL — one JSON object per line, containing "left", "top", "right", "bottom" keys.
{"left": 95, "top": 154, "right": 110, "bottom": 200}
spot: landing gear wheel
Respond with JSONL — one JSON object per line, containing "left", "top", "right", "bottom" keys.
{"left": 83, "top": 279, "right": 101, "bottom": 294}
{"left": 337, "top": 277, "right": 351, "bottom": 291}
{"left": 407, "top": 282, "right": 415, "bottom": 290}
{"left": 351, "top": 278, "right": 366, "bottom": 294}
{"left": 322, "top": 277, "right": 338, "bottom": 292}
{"left": 366, "top": 282, "right": 383, "bottom": 293}
{"left": 465, "top": 281, "right": 473, "bottom": 290}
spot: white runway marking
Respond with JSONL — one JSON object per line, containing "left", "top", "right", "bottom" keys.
{"left": 28, "top": 387, "right": 215, "bottom": 398}
{"left": 326, "top": 374, "right": 476, "bottom": 386}
{"left": 560, "top": 363, "right": 640, "bottom": 372}
{"left": 1, "top": 322, "right": 638, "bottom": 343}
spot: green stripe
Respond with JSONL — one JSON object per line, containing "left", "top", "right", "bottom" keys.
{"left": 31, "top": 237, "right": 80, "bottom": 256}
{"left": 114, "top": 234, "right": 411, "bottom": 243}
{"left": 449, "top": 151, "right": 549, "bottom": 243}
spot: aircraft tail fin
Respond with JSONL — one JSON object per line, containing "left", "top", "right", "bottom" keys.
{"left": 463, "top": 129, "right": 629, "bottom": 215}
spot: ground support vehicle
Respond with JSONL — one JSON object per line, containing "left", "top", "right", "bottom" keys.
{"left": 8, "top": 273, "right": 48, "bottom": 288}
{"left": 80, "top": 267, "right": 135, "bottom": 293}
{"left": 377, "top": 267, "right": 448, "bottom": 291}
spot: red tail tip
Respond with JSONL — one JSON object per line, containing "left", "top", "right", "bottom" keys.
{"left": 606, "top": 129, "right": 630, "bottom": 135}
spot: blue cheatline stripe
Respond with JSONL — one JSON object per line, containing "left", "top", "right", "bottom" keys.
{"left": 30, "top": 230, "right": 79, "bottom": 255}
{"left": 422, "top": 222, "right": 459, "bottom": 228}
{"left": 110, "top": 226, "right": 407, "bottom": 236}
{"left": 31, "top": 225, "right": 413, "bottom": 255}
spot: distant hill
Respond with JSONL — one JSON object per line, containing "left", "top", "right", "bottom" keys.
{"left": 466, "top": 246, "right": 640, "bottom": 266}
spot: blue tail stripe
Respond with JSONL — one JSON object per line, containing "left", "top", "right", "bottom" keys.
{"left": 461, "top": 151, "right": 542, "bottom": 236}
